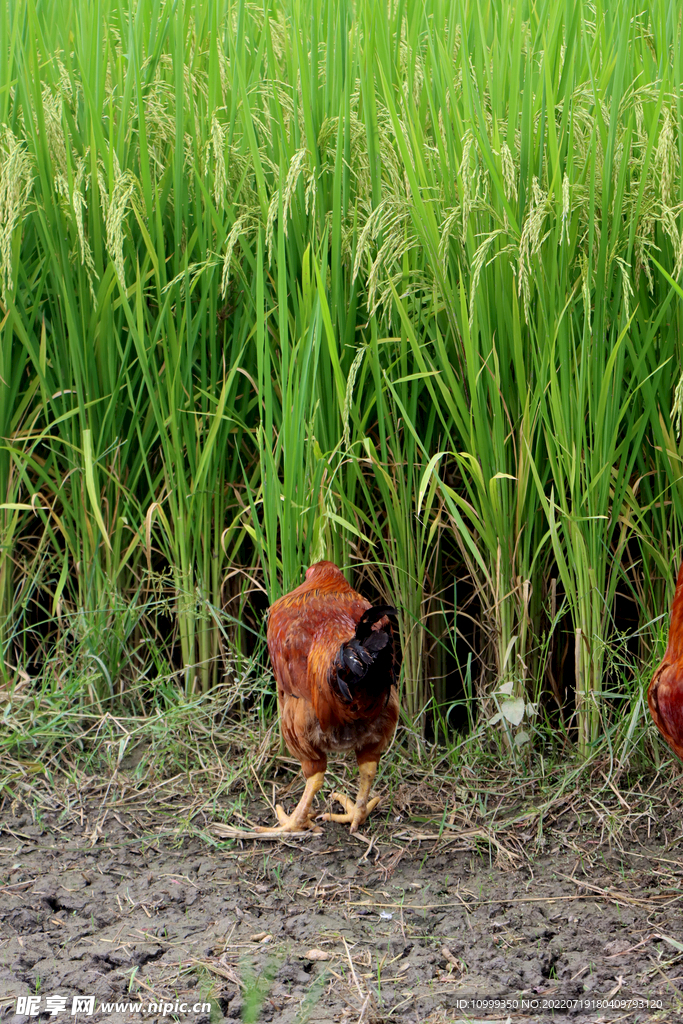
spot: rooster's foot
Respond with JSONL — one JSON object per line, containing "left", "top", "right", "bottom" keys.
{"left": 254, "top": 805, "right": 323, "bottom": 834}
{"left": 321, "top": 791, "right": 381, "bottom": 833}
{"left": 254, "top": 771, "right": 325, "bottom": 834}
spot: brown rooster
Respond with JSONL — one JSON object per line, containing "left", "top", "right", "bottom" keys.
{"left": 260, "top": 560, "right": 400, "bottom": 834}
{"left": 648, "top": 558, "right": 683, "bottom": 760}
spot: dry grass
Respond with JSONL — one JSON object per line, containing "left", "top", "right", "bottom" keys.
{"left": 3, "top": 677, "right": 681, "bottom": 866}
{"left": 3, "top": 722, "right": 682, "bottom": 1023}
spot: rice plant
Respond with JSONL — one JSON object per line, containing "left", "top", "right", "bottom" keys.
{"left": 0, "top": 0, "right": 682, "bottom": 759}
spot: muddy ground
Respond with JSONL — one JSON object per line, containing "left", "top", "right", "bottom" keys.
{"left": 1, "top": 773, "right": 682, "bottom": 1024}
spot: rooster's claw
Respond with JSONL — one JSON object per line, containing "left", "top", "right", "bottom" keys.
{"left": 320, "top": 791, "right": 381, "bottom": 832}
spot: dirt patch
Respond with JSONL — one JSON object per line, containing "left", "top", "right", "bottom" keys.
{"left": 1, "top": 780, "right": 682, "bottom": 1024}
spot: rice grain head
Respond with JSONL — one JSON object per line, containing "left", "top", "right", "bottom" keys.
{"left": 615, "top": 256, "right": 634, "bottom": 321}
{"left": 343, "top": 346, "right": 366, "bottom": 449}
{"left": 211, "top": 112, "right": 227, "bottom": 210}
{"left": 634, "top": 215, "right": 655, "bottom": 293}
{"left": 0, "top": 127, "right": 33, "bottom": 303}
{"left": 71, "top": 156, "right": 98, "bottom": 302}
{"left": 265, "top": 188, "right": 279, "bottom": 267}
{"left": 352, "top": 201, "right": 385, "bottom": 285}
{"left": 41, "top": 84, "right": 68, "bottom": 176}
{"left": 460, "top": 131, "right": 474, "bottom": 242}
{"left": 656, "top": 107, "right": 676, "bottom": 208}
{"left": 673, "top": 372, "right": 683, "bottom": 441}
{"left": 661, "top": 206, "right": 683, "bottom": 280}
{"left": 438, "top": 206, "right": 462, "bottom": 272}
{"left": 105, "top": 157, "right": 140, "bottom": 287}
{"left": 501, "top": 141, "right": 518, "bottom": 204}
{"left": 221, "top": 213, "right": 251, "bottom": 297}
{"left": 282, "top": 148, "right": 309, "bottom": 237}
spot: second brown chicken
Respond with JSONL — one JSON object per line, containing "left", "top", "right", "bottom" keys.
{"left": 648, "top": 558, "right": 683, "bottom": 762}
{"left": 261, "top": 561, "right": 400, "bottom": 834}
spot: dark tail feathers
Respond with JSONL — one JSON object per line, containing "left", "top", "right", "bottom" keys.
{"left": 332, "top": 606, "right": 399, "bottom": 703}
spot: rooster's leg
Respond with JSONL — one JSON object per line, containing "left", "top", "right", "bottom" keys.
{"left": 255, "top": 771, "right": 325, "bottom": 833}
{"left": 321, "top": 760, "right": 379, "bottom": 833}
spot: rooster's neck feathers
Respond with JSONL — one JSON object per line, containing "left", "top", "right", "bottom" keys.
{"left": 292, "top": 561, "right": 354, "bottom": 598}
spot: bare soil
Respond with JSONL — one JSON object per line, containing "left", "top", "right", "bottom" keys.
{"left": 1, "top": 773, "right": 682, "bottom": 1024}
